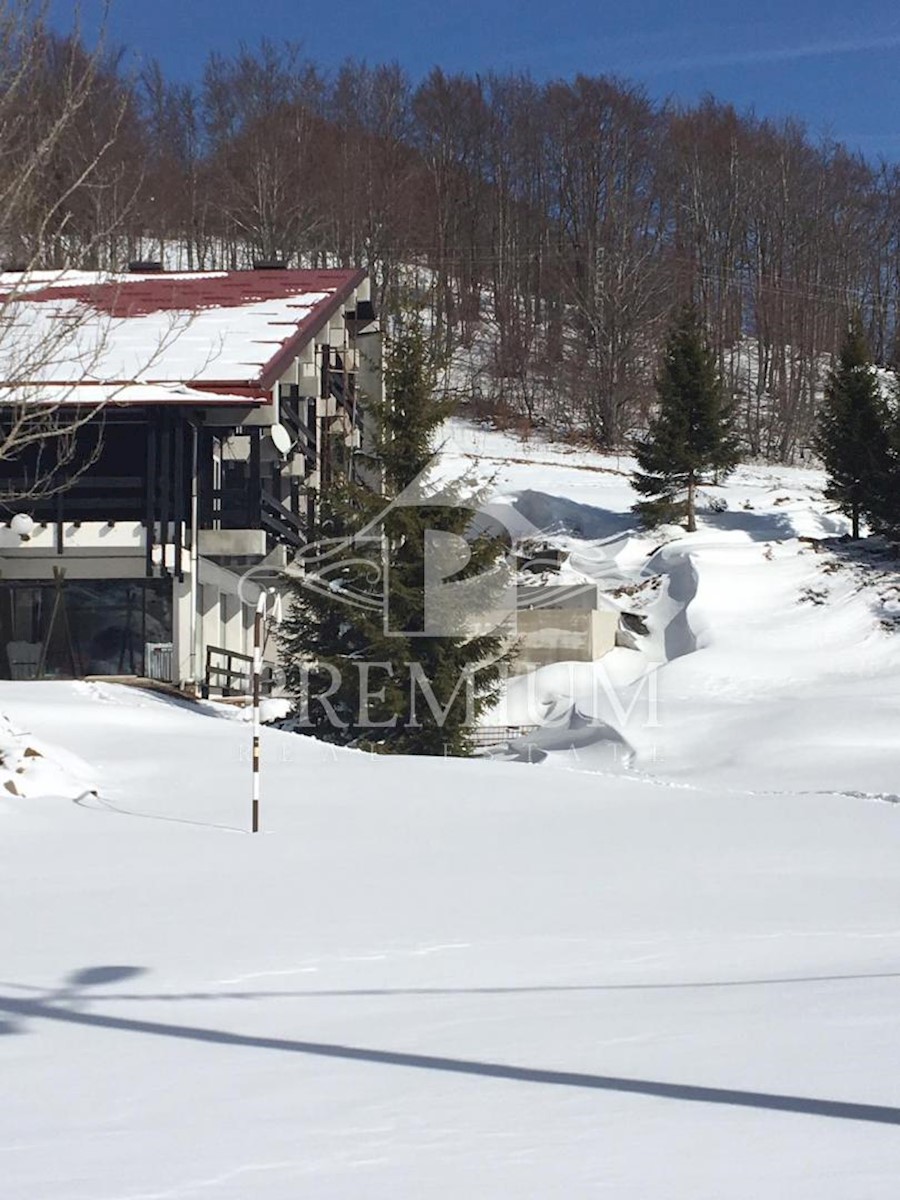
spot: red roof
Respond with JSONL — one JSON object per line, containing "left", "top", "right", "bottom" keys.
{"left": 0, "top": 268, "right": 368, "bottom": 405}
{"left": 8, "top": 268, "right": 365, "bottom": 320}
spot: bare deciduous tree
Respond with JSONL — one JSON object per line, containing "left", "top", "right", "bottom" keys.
{"left": 7, "top": 16, "right": 900, "bottom": 468}
{"left": 0, "top": 2, "right": 170, "bottom": 506}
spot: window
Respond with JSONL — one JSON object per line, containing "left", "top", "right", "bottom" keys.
{"left": 0, "top": 579, "right": 172, "bottom": 679}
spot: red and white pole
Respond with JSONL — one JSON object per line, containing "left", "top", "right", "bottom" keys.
{"left": 251, "top": 591, "right": 267, "bottom": 833}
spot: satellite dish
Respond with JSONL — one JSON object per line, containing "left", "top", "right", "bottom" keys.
{"left": 270, "top": 423, "right": 293, "bottom": 457}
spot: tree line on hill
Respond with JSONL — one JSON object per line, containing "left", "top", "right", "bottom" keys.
{"left": 5, "top": 10, "right": 900, "bottom": 462}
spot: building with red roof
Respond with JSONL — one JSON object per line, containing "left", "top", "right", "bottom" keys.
{"left": 0, "top": 265, "right": 381, "bottom": 689}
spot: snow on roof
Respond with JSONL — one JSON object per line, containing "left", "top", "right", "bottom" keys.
{"left": 0, "top": 268, "right": 366, "bottom": 405}
{"left": 0, "top": 381, "right": 258, "bottom": 407}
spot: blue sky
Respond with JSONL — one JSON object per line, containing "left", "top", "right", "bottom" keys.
{"left": 52, "top": 0, "right": 900, "bottom": 159}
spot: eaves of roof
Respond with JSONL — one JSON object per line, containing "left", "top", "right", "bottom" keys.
{"left": 252, "top": 267, "right": 367, "bottom": 391}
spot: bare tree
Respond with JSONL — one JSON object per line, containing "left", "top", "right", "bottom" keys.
{"left": 201, "top": 41, "right": 327, "bottom": 265}
{"left": 0, "top": 2, "right": 165, "bottom": 506}
{"left": 4, "top": 23, "right": 894, "bottom": 467}
{"left": 550, "top": 77, "right": 670, "bottom": 446}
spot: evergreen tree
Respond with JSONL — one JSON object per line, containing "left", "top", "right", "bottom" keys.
{"left": 816, "top": 322, "right": 891, "bottom": 539}
{"left": 280, "top": 316, "right": 512, "bottom": 756}
{"left": 279, "top": 482, "right": 408, "bottom": 744}
{"left": 632, "top": 304, "right": 739, "bottom": 532}
{"left": 868, "top": 398, "right": 900, "bottom": 538}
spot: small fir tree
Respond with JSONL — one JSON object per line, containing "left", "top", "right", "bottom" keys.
{"left": 867, "top": 396, "right": 900, "bottom": 538}
{"left": 815, "top": 322, "right": 891, "bottom": 539}
{"left": 280, "top": 316, "right": 512, "bottom": 756}
{"left": 632, "top": 304, "right": 739, "bottom": 532}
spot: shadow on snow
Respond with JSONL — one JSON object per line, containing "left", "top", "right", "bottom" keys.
{"left": 2, "top": 966, "right": 900, "bottom": 1127}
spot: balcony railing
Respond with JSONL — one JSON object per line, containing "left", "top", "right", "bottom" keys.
{"left": 260, "top": 490, "right": 305, "bottom": 548}
{"left": 2, "top": 476, "right": 145, "bottom": 524}
{"left": 205, "top": 485, "right": 305, "bottom": 551}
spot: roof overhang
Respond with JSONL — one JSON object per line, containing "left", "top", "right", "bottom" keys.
{"left": 0, "top": 382, "right": 271, "bottom": 407}
{"left": 256, "top": 268, "right": 366, "bottom": 389}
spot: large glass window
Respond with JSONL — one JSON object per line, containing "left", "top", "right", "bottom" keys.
{"left": 0, "top": 579, "right": 172, "bottom": 679}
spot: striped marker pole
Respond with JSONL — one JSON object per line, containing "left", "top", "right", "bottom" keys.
{"left": 251, "top": 591, "right": 267, "bottom": 833}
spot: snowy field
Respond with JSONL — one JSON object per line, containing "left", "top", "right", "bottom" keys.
{"left": 2, "top": 419, "right": 900, "bottom": 1197}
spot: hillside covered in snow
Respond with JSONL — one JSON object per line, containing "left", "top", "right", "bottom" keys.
{"left": 2, "top": 420, "right": 900, "bottom": 1198}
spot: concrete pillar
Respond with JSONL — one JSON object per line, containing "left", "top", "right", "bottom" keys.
{"left": 221, "top": 592, "right": 242, "bottom": 655}
{"left": 242, "top": 601, "right": 254, "bottom": 656}
{"left": 171, "top": 573, "right": 194, "bottom": 684}
{"left": 200, "top": 584, "right": 220, "bottom": 667}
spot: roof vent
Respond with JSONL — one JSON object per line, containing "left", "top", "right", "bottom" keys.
{"left": 252, "top": 258, "right": 287, "bottom": 270}
{"left": 128, "top": 260, "right": 163, "bottom": 273}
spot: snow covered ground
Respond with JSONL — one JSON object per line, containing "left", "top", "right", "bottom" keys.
{"left": 445, "top": 420, "right": 900, "bottom": 796}
{"left": 2, "top": 420, "right": 900, "bottom": 1197}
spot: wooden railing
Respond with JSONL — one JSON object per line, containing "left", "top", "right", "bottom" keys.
{"left": 202, "top": 645, "right": 276, "bottom": 699}
{"left": 1, "top": 475, "right": 145, "bottom": 523}
{"left": 202, "top": 645, "right": 279, "bottom": 699}
{"left": 260, "top": 490, "right": 305, "bottom": 548}
{"left": 203, "top": 486, "right": 305, "bottom": 551}
{"left": 203, "top": 645, "right": 252, "bottom": 697}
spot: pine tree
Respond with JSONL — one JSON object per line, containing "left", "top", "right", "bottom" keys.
{"left": 279, "top": 482, "right": 409, "bottom": 744}
{"left": 632, "top": 304, "right": 738, "bottom": 532}
{"left": 868, "top": 397, "right": 900, "bottom": 538}
{"left": 816, "top": 322, "right": 891, "bottom": 540}
{"left": 280, "top": 316, "right": 512, "bottom": 756}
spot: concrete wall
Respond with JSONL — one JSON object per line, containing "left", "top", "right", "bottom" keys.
{"left": 512, "top": 609, "right": 619, "bottom": 674}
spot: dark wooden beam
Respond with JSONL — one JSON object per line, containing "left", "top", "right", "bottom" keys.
{"left": 145, "top": 418, "right": 157, "bottom": 578}
{"left": 158, "top": 409, "right": 171, "bottom": 576}
{"left": 55, "top": 489, "right": 63, "bottom": 555}
{"left": 173, "top": 410, "right": 185, "bottom": 582}
{"left": 249, "top": 427, "right": 261, "bottom": 529}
